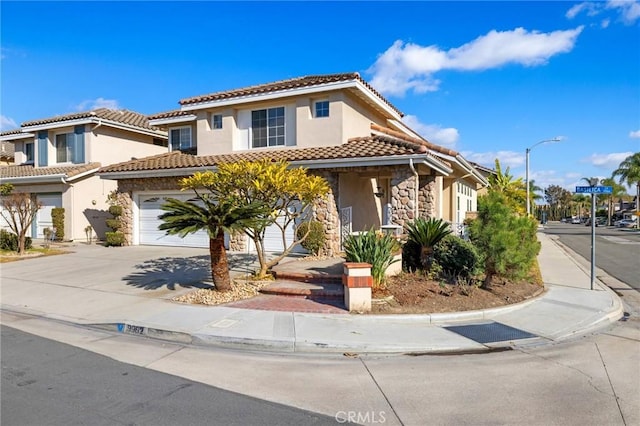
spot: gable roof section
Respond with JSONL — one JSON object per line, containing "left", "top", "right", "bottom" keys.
{"left": 20, "top": 108, "right": 167, "bottom": 138}
{"left": 0, "top": 129, "right": 35, "bottom": 142}
{"left": 98, "top": 134, "right": 453, "bottom": 179}
{"left": 1, "top": 162, "right": 102, "bottom": 184}
{"left": 155, "top": 73, "right": 402, "bottom": 120}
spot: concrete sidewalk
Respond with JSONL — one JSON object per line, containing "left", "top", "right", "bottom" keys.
{"left": 0, "top": 232, "right": 624, "bottom": 354}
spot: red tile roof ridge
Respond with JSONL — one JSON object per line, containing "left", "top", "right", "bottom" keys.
{"left": 177, "top": 72, "right": 403, "bottom": 116}
{"left": 370, "top": 123, "right": 459, "bottom": 157}
{"left": 0, "top": 162, "right": 101, "bottom": 179}
{"left": 21, "top": 108, "right": 162, "bottom": 132}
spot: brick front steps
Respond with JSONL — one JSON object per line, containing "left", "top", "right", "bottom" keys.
{"left": 259, "top": 280, "right": 344, "bottom": 300}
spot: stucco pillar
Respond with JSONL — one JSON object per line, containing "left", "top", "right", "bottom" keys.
{"left": 342, "top": 262, "right": 372, "bottom": 312}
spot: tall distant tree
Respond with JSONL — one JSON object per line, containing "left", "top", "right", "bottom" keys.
{"left": 613, "top": 152, "right": 640, "bottom": 217}
{"left": 600, "top": 177, "right": 626, "bottom": 225}
{"left": 0, "top": 184, "right": 42, "bottom": 255}
{"left": 488, "top": 159, "right": 526, "bottom": 214}
{"left": 528, "top": 179, "right": 543, "bottom": 213}
{"left": 544, "top": 185, "right": 572, "bottom": 209}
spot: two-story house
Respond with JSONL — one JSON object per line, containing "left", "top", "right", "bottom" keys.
{"left": 0, "top": 108, "right": 167, "bottom": 241}
{"left": 99, "top": 73, "right": 487, "bottom": 254}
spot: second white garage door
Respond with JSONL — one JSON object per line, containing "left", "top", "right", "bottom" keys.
{"left": 139, "top": 194, "right": 211, "bottom": 248}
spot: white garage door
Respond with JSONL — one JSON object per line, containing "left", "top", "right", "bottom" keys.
{"left": 139, "top": 194, "right": 213, "bottom": 248}
{"left": 35, "top": 193, "right": 62, "bottom": 238}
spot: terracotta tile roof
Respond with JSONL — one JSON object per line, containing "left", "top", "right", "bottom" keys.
{"left": 371, "top": 123, "right": 459, "bottom": 157}
{"left": 0, "top": 129, "right": 23, "bottom": 137}
{"left": 1, "top": 162, "right": 101, "bottom": 180}
{"left": 176, "top": 72, "right": 403, "bottom": 116}
{"left": 1, "top": 141, "right": 15, "bottom": 159}
{"left": 99, "top": 135, "right": 431, "bottom": 174}
{"left": 21, "top": 108, "right": 162, "bottom": 132}
{"left": 148, "top": 109, "right": 197, "bottom": 121}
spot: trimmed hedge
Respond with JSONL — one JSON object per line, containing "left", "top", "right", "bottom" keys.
{"left": 433, "top": 234, "right": 482, "bottom": 279}
{"left": 51, "top": 207, "right": 65, "bottom": 241}
{"left": 0, "top": 229, "right": 32, "bottom": 251}
{"left": 296, "top": 220, "right": 325, "bottom": 255}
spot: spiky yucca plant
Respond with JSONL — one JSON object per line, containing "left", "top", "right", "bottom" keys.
{"left": 343, "top": 229, "right": 400, "bottom": 287}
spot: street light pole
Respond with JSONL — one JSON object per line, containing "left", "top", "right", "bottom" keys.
{"left": 525, "top": 137, "right": 563, "bottom": 216}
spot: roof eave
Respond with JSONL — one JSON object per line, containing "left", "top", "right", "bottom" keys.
{"left": 22, "top": 117, "right": 167, "bottom": 138}
{"left": 148, "top": 115, "right": 198, "bottom": 126}
{"left": 0, "top": 132, "right": 35, "bottom": 141}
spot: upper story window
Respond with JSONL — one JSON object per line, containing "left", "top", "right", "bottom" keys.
{"left": 55, "top": 133, "right": 73, "bottom": 163}
{"left": 170, "top": 127, "right": 192, "bottom": 151}
{"left": 252, "top": 107, "right": 284, "bottom": 148}
{"left": 25, "top": 142, "right": 34, "bottom": 163}
{"left": 212, "top": 114, "right": 223, "bottom": 129}
{"left": 314, "top": 100, "right": 329, "bottom": 118}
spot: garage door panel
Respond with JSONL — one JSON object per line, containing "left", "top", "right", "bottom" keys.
{"left": 36, "top": 194, "right": 62, "bottom": 239}
{"left": 138, "top": 193, "right": 213, "bottom": 249}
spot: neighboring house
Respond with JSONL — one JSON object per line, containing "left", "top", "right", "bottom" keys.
{"left": 0, "top": 109, "right": 167, "bottom": 241}
{"left": 99, "top": 73, "right": 488, "bottom": 254}
{"left": 1, "top": 139, "right": 16, "bottom": 165}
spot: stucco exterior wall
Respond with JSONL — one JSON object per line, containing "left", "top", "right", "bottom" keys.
{"left": 339, "top": 172, "right": 385, "bottom": 231}
{"left": 86, "top": 126, "right": 166, "bottom": 164}
{"left": 66, "top": 175, "right": 117, "bottom": 241}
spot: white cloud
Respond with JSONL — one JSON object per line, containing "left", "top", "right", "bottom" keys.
{"left": 607, "top": 0, "right": 640, "bottom": 24}
{"left": 369, "top": 27, "right": 583, "bottom": 96}
{"left": 630, "top": 130, "right": 640, "bottom": 138}
{"left": 75, "top": 97, "right": 120, "bottom": 111}
{"left": 582, "top": 151, "right": 633, "bottom": 168}
{"left": 402, "top": 115, "right": 459, "bottom": 147}
{"left": 0, "top": 115, "right": 18, "bottom": 131}
{"left": 566, "top": 0, "right": 640, "bottom": 25}
{"left": 461, "top": 150, "right": 525, "bottom": 169}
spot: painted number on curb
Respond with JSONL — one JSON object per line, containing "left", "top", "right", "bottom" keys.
{"left": 117, "top": 324, "right": 146, "bottom": 335}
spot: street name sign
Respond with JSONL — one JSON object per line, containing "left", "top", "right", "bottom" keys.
{"left": 575, "top": 186, "right": 613, "bottom": 194}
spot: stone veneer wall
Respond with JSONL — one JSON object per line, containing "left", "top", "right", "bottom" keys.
{"left": 310, "top": 170, "right": 340, "bottom": 256}
{"left": 418, "top": 175, "right": 436, "bottom": 219}
{"left": 390, "top": 166, "right": 418, "bottom": 227}
{"left": 115, "top": 177, "right": 182, "bottom": 245}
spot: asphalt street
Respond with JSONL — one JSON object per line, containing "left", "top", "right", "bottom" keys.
{"left": 543, "top": 222, "right": 640, "bottom": 289}
{"left": 1, "top": 326, "right": 338, "bottom": 426}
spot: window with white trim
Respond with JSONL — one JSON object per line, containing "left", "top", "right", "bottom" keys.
{"left": 212, "top": 114, "right": 223, "bottom": 129}
{"left": 25, "top": 142, "right": 34, "bottom": 163}
{"left": 251, "top": 107, "right": 284, "bottom": 148}
{"left": 169, "top": 127, "right": 192, "bottom": 151}
{"left": 56, "top": 133, "right": 73, "bottom": 162}
{"left": 314, "top": 100, "right": 329, "bottom": 118}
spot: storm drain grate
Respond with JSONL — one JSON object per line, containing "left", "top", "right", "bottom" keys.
{"left": 444, "top": 322, "right": 538, "bottom": 344}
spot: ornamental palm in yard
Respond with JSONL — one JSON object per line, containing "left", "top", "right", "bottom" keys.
{"left": 405, "top": 217, "right": 452, "bottom": 271}
{"left": 158, "top": 197, "right": 269, "bottom": 291}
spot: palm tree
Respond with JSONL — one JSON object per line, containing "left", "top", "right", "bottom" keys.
{"left": 613, "top": 152, "right": 640, "bottom": 217}
{"left": 600, "top": 177, "right": 626, "bottom": 225}
{"left": 405, "top": 218, "right": 452, "bottom": 271}
{"left": 158, "top": 198, "right": 269, "bottom": 291}
{"left": 488, "top": 159, "right": 526, "bottom": 214}
{"left": 528, "top": 179, "right": 543, "bottom": 214}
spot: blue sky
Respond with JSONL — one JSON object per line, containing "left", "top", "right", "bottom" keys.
{"left": 1, "top": 1, "right": 639, "bottom": 195}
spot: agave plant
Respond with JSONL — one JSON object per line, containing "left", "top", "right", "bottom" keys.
{"left": 343, "top": 229, "right": 400, "bottom": 287}
{"left": 405, "top": 217, "right": 452, "bottom": 271}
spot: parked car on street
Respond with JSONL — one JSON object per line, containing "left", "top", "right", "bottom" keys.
{"left": 571, "top": 217, "right": 582, "bottom": 224}
{"left": 615, "top": 218, "right": 638, "bottom": 228}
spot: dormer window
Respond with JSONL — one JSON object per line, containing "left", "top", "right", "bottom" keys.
{"left": 25, "top": 142, "right": 34, "bottom": 163}
{"left": 170, "top": 127, "right": 192, "bottom": 151}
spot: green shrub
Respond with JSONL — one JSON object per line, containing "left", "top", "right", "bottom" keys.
{"left": 296, "top": 220, "right": 325, "bottom": 255}
{"left": 469, "top": 191, "right": 540, "bottom": 288}
{"left": 51, "top": 208, "right": 65, "bottom": 241}
{"left": 433, "top": 234, "right": 482, "bottom": 279}
{"left": 343, "top": 229, "right": 400, "bottom": 287}
{"left": 108, "top": 205, "right": 123, "bottom": 217}
{"left": 105, "top": 218, "right": 122, "bottom": 231}
{"left": 105, "top": 232, "right": 125, "bottom": 247}
{"left": 404, "top": 217, "right": 452, "bottom": 271}
{"left": 0, "top": 229, "right": 32, "bottom": 251}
